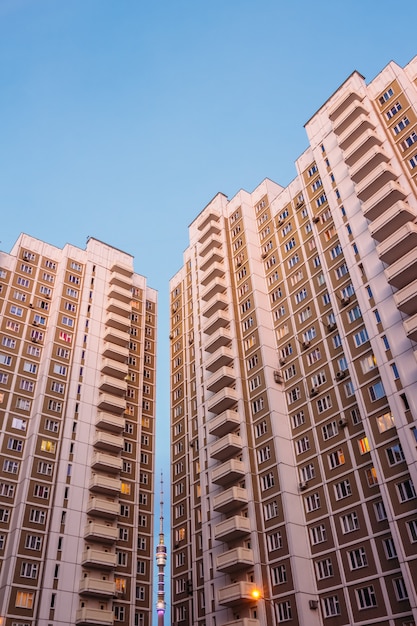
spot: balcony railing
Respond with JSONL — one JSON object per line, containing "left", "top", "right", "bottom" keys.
{"left": 96, "top": 412, "right": 125, "bottom": 433}
{"left": 218, "top": 581, "right": 261, "bottom": 606}
{"left": 86, "top": 497, "right": 119, "bottom": 519}
{"left": 214, "top": 515, "right": 251, "bottom": 542}
{"left": 208, "top": 409, "right": 240, "bottom": 437}
{"left": 79, "top": 576, "right": 116, "bottom": 597}
{"left": 213, "top": 486, "right": 248, "bottom": 513}
{"left": 75, "top": 607, "right": 114, "bottom": 625}
{"left": 209, "top": 433, "right": 243, "bottom": 461}
{"left": 212, "top": 459, "right": 245, "bottom": 486}
{"left": 91, "top": 452, "right": 123, "bottom": 474}
{"left": 368, "top": 200, "right": 416, "bottom": 243}
{"left": 207, "top": 387, "right": 238, "bottom": 415}
{"left": 377, "top": 222, "right": 417, "bottom": 265}
{"left": 81, "top": 549, "right": 117, "bottom": 569}
{"left": 84, "top": 522, "right": 118, "bottom": 543}
{"left": 89, "top": 474, "right": 121, "bottom": 495}
{"left": 216, "top": 547, "right": 254, "bottom": 573}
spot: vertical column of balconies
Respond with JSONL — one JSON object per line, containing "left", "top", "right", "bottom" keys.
{"left": 198, "top": 213, "right": 257, "bottom": 626}
{"left": 329, "top": 90, "right": 417, "bottom": 347}
{"left": 77, "top": 264, "right": 132, "bottom": 626}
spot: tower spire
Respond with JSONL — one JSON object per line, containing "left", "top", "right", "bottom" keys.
{"left": 155, "top": 472, "right": 167, "bottom": 626}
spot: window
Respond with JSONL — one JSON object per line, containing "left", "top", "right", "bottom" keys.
{"left": 257, "top": 445, "right": 271, "bottom": 464}
{"left": 317, "top": 395, "right": 332, "bottom": 413}
{"left": 25, "top": 534, "right": 42, "bottom": 550}
{"left": 295, "top": 288, "right": 307, "bottom": 304}
{"left": 348, "top": 547, "right": 367, "bottom": 570}
{"left": 369, "top": 381, "right": 385, "bottom": 402}
{"left": 334, "top": 479, "right": 351, "bottom": 500}
{"left": 295, "top": 436, "right": 310, "bottom": 455}
{"left": 397, "top": 479, "right": 416, "bottom": 502}
{"left": 255, "top": 420, "right": 268, "bottom": 438}
{"left": 21, "top": 562, "right": 39, "bottom": 578}
{"left": 356, "top": 585, "right": 377, "bottom": 609}
{"left": 41, "top": 440, "right": 56, "bottom": 453}
{"left": 392, "top": 116, "right": 410, "bottom": 135}
{"left": 341, "top": 511, "right": 359, "bottom": 534}
{"left": 376, "top": 411, "right": 395, "bottom": 433}
{"left": 386, "top": 443, "right": 405, "bottom": 466}
{"left": 322, "top": 420, "right": 337, "bottom": 440}
{"left": 261, "top": 472, "right": 275, "bottom": 491}
{"left": 288, "top": 387, "right": 301, "bottom": 405}
{"left": 358, "top": 437, "right": 370, "bottom": 454}
{"left": 407, "top": 519, "right": 417, "bottom": 542}
{"left": 393, "top": 577, "right": 408, "bottom": 600}
{"left": 33, "top": 484, "right": 49, "bottom": 499}
{"left": 383, "top": 537, "right": 397, "bottom": 560}
{"left": 354, "top": 328, "right": 369, "bottom": 347}
{"left": 15, "top": 592, "right": 34, "bottom": 609}
{"left": 305, "top": 492, "right": 320, "bottom": 513}
{"left": 328, "top": 449, "right": 345, "bottom": 469}
{"left": 379, "top": 87, "right": 394, "bottom": 104}
{"left": 263, "top": 500, "right": 278, "bottom": 521}
{"left": 12, "top": 417, "right": 27, "bottom": 431}
{"left": 3, "top": 460, "right": 19, "bottom": 474}
{"left": 374, "top": 501, "right": 387, "bottom": 522}
{"left": 322, "top": 595, "right": 340, "bottom": 617}
{"left": 315, "top": 558, "right": 333, "bottom": 580}
{"left": 277, "top": 601, "right": 292, "bottom": 622}
{"left": 267, "top": 531, "right": 282, "bottom": 551}
{"left": 114, "top": 606, "right": 126, "bottom": 621}
{"left": 310, "top": 524, "right": 326, "bottom": 545}
{"left": 291, "top": 411, "right": 305, "bottom": 428}
{"left": 271, "top": 564, "right": 287, "bottom": 585}
{"left": 284, "top": 238, "right": 296, "bottom": 252}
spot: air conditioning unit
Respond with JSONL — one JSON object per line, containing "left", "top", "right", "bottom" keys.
{"left": 335, "top": 371, "right": 346, "bottom": 381}
{"left": 327, "top": 322, "right": 336, "bottom": 332}
{"left": 339, "top": 417, "right": 348, "bottom": 428}
{"left": 302, "top": 341, "right": 310, "bottom": 349}
{"left": 274, "top": 371, "right": 283, "bottom": 384}
{"left": 310, "top": 387, "right": 318, "bottom": 397}
{"left": 341, "top": 296, "right": 350, "bottom": 306}
{"left": 313, "top": 216, "right": 320, "bottom": 223}
{"left": 32, "top": 338, "right": 38, "bottom": 343}
{"left": 261, "top": 252, "right": 268, "bottom": 259}
{"left": 309, "top": 600, "right": 318, "bottom": 610}
{"left": 237, "top": 261, "right": 242, "bottom": 267}
{"left": 33, "top": 321, "right": 38, "bottom": 327}
{"left": 45, "top": 294, "right": 51, "bottom": 299}
{"left": 29, "top": 302, "right": 34, "bottom": 308}
{"left": 299, "top": 481, "right": 308, "bottom": 491}
{"left": 279, "top": 357, "right": 287, "bottom": 366}
{"left": 169, "top": 334, "right": 173, "bottom": 340}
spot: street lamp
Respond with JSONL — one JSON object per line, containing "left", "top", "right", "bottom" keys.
{"left": 250, "top": 588, "right": 279, "bottom": 624}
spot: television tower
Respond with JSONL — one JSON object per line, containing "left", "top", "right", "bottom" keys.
{"left": 155, "top": 472, "right": 167, "bottom": 626}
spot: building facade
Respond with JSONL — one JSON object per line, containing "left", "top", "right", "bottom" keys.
{"left": 0, "top": 234, "right": 156, "bottom": 626}
{"left": 170, "top": 57, "right": 417, "bottom": 625}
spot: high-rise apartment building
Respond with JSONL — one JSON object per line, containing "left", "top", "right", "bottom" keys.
{"left": 170, "top": 56, "right": 417, "bottom": 625}
{"left": 0, "top": 234, "right": 156, "bottom": 626}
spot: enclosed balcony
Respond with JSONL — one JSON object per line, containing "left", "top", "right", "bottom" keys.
{"left": 377, "top": 222, "right": 417, "bottom": 265}
{"left": 87, "top": 497, "right": 119, "bottom": 519}
{"left": 89, "top": 474, "right": 121, "bottom": 495}
{"left": 91, "top": 452, "right": 123, "bottom": 474}
{"left": 205, "top": 346, "right": 234, "bottom": 372}
{"left": 385, "top": 249, "right": 417, "bottom": 290}
{"left": 105, "top": 311, "right": 130, "bottom": 332}
{"left": 201, "top": 277, "right": 227, "bottom": 302}
{"left": 203, "top": 309, "right": 230, "bottom": 335}
{"left": 106, "top": 298, "right": 132, "bottom": 322}
{"left": 198, "top": 219, "right": 221, "bottom": 244}
{"left": 216, "top": 547, "right": 254, "bottom": 573}
{"left": 213, "top": 486, "right": 248, "bottom": 513}
{"left": 337, "top": 113, "right": 374, "bottom": 151}
{"left": 84, "top": 522, "right": 118, "bottom": 543}
{"left": 208, "top": 409, "right": 240, "bottom": 437}
{"left": 101, "top": 358, "right": 128, "bottom": 379}
{"left": 94, "top": 431, "right": 124, "bottom": 453}
{"left": 102, "top": 342, "right": 129, "bottom": 363}
{"left": 202, "top": 293, "right": 228, "bottom": 318}
{"left": 110, "top": 271, "right": 132, "bottom": 290}
{"left": 96, "top": 412, "right": 125, "bottom": 433}
{"left": 200, "top": 246, "right": 224, "bottom": 272}
{"left": 214, "top": 515, "right": 251, "bottom": 542}
{"left": 200, "top": 261, "right": 225, "bottom": 286}
{"left": 97, "top": 393, "right": 126, "bottom": 415}
{"left": 343, "top": 129, "right": 383, "bottom": 167}
{"left": 209, "top": 433, "right": 243, "bottom": 461}
{"left": 76, "top": 607, "right": 114, "bottom": 625}
{"left": 205, "top": 327, "right": 232, "bottom": 353}
{"left": 394, "top": 278, "right": 417, "bottom": 315}
{"left": 404, "top": 313, "right": 417, "bottom": 342}
{"left": 99, "top": 376, "right": 126, "bottom": 397}
{"left": 207, "top": 387, "right": 238, "bottom": 414}
{"left": 368, "top": 200, "right": 416, "bottom": 242}
{"left": 212, "top": 459, "right": 245, "bottom": 486}
{"left": 79, "top": 576, "right": 116, "bottom": 597}
{"left": 332, "top": 101, "right": 368, "bottom": 136}
{"left": 329, "top": 90, "right": 363, "bottom": 121}
{"left": 199, "top": 233, "right": 222, "bottom": 258}
{"left": 108, "top": 283, "right": 131, "bottom": 303}
{"left": 355, "top": 163, "right": 398, "bottom": 202}
{"left": 206, "top": 366, "right": 236, "bottom": 393}
{"left": 350, "top": 146, "right": 389, "bottom": 183}
{"left": 82, "top": 549, "right": 117, "bottom": 569}
{"left": 218, "top": 581, "right": 261, "bottom": 607}
{"left": 362, "top": 180, "right": 407, "bottom": 222}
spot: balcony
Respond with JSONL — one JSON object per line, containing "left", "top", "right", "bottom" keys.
{"left": 362, "top": 180, "right": 407, "bottom": 222}
{"left": 214, "top": 515, "right": 251, "bottom": 542}
{"left": 209, "top": 433, "right": 243, "bottom": 461}
{"left": 101, "top": 358, "right": 128, "bottom": 379}
{"left": 202, "top": 293, "right": 228, "bottom": 318}
{"left": 91, "top": 452, "right": 123, "bottom": 474}
{"left": 79, "top": 576, "right": 116, "bottom": 597}
{"left": 208, "top": 409, "right": 240, "bottom": 437}
{"left": 200, "top": 246, "right": 224, "bottom": 272}
{"left": 82, "top": 549, "right": 117, "bottom": 569}
{"left": 404, "top": 313, "right": 417, "bottom": 342}
{"left": 102, "top": 342, "right": 129, "bottom": 363}
{"left": 97, "top": 393, "right": 126, "bottom": 415}
{"left": 329, "top": 90, "right": 363, "bottom": 121}
{"left": 84, "top": 522, "right": 118, "bottom": 543}
{"left": 108, "top": 283, "right": 131, "bottom": 303}
{"left": 368, "top": 200, "right": 416, "bottom": 242}
{"left": 200, "top": 261, "right": 225, "bottom": 286}
{"left": 106, "top": 298, "right": 132, "bottom": 314}
{"left": 377, "top": 222, "right": 417, "bottom": 265}
{"left": 218, "top": 581, "right": 261, "bottom": 607}
{"left": 76, "top": 607, "right": 114, "bottom": 625}
{"left": 394, "top": 278, "right": 417, "bottom": 315}
{"left": 197, "top": 209, "right": 220, "bottom": 231}
{"left": 212, "top": 459, "right": 245, "bottom": 486}
{"left": 94, "top": 431, "right": 124, "bottom": 453}
{"left": 103, "top": 325, "right": 129, "bottom": 347}
{"left": 110, "top": 261, "right": 133, "bottom": 277}
{"left": 349, "top": 146, "right": 389, "bottom": 183}
{"left": 224, "top": 621, "right": 260, "bottom": 626}
{"left": 216, "top": 547, "right": 254, "bottom": 573}
{"left": 213, "top": 486, "right": 248, "bottom": 513}
{"left": 203, "top": 309, "right": 230, "bottom": 335}
{"left": 205, "top": 346, "right": 234, "bottom": 372}
{"left": 343, "top": 129, "right": 383, "bottom": 166}
{"left": 207, "top": 387, "right": 238, "bottom": 414}
{"left": 201, "top": 277, "right": 227, "bottom": 302}
{"left": 386, "top": 249, "right": 417, "bottom": 290}
{"left": 206, "top": 366, "right": 236, "bottom": 393}
{"left": 110, "top": 270, "right": 132, "bottom": 290}
{"left": 87, "top": 497, "right": 119, "bottom": 519}
{"left": 99, "top": 376, "right": 126, "bottom": 397}
{"left": 198, "top": 220, "right": 221, "bottom": 244}
{"left": 332, "top": 101, "right": 368, "bottom": 136}
{"left": 105, "top": 311, "right": 130, "bottom": 332}
{"left": 337, "top": 113, "right": 374, "bottom": 151}
{"left": 96, "top": 412, "right": 125, "bottom": 433}
{"left": 204, "top": 327, "right": 232, "bottom": 353}
{"left": 89, "top": 474, "right": 121, "bottom": 495}
{"left": 355, "top": 163, "right": 398, "bottom": 202}
{"left": 199, "top": 233, "right": 222, "bottom": 258}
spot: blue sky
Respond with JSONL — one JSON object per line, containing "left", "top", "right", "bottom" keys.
{"left": 1, "top": 0, "right": 416, "bottom": 620}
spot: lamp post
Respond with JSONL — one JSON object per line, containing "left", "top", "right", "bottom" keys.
{"left": 251, "top": 588, "right": 279, "bottom": 625}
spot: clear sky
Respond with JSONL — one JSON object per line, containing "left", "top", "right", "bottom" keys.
{"left": 1, "top": 0, "right": 416, "bottom": 621}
